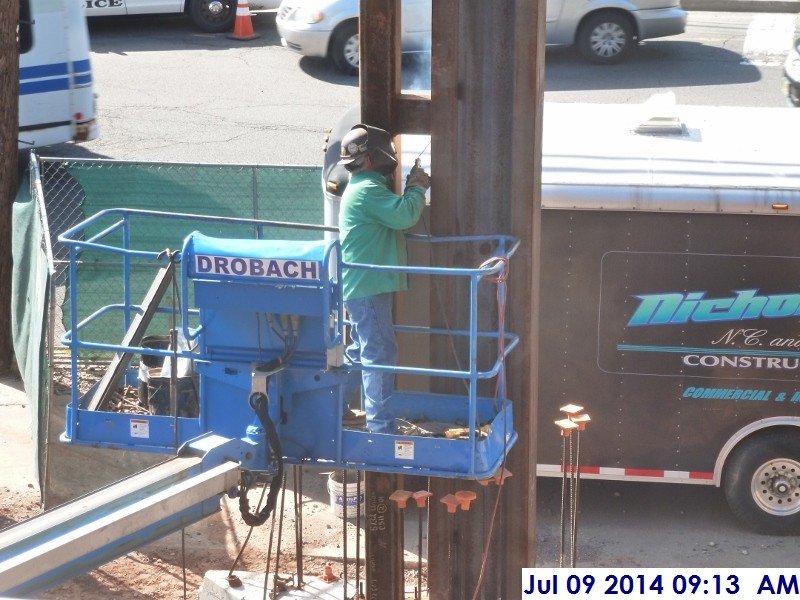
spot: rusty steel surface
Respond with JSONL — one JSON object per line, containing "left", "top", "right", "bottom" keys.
{"left": 360, "top": 0, "right": 401, "bottom": 131}
{"left": 358, "top": 0, "right": 544, "bottom": 596}
{"left": 426, "top": 1, "right": 545, "bottom": 598}
{"left": 359, "top": 2, "right": 406, "bottom": 599}
{"left": 364, "top": 472, "right": 405, "bottom": 600}
{"left": 393, "top": 95, "right": 430, "bottom": 135}
{"left": 504, "top": 0, "right": 545, "bottom": 592}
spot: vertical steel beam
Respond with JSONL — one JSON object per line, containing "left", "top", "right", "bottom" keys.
{"left": 502, "top": 1, "right": 545, "bottom": 594}
{"left": 359, "top": 2, "right": 405, "bottom": 599}
{"left": 358, "top": 0, "right": 543, "bottom": 596}
{"left": 427, "top": 1, "right": 545, "bottom": 599}
{"left": 363, "top": 473, "right": 404, "bottom": 600}
{"left": 360, "top": 0, "right": 401, "bottom": 130}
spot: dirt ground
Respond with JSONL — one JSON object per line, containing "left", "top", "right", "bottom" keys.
{"left": 0, "top": 373, "right": 426, "bottom": 599}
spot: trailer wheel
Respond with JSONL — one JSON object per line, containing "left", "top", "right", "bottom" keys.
{"left": 723, "top": 431, "right": 800, "bottom": 535}
{"left": 189, "top": 0, "right": 236, "bottom": 33}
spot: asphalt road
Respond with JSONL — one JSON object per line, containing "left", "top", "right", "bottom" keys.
{"left": 546, "top": 11, "right": 798, "bottom": 107}
{"left": 43, "top": 9, "right": 798, "bottom": 165}
{"left": 535, "top": 477, "right": 796, "bottom": 568}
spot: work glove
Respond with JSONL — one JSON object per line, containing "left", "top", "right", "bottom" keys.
{"left": 405, "top": 164, "right": 431, "bottom": 191}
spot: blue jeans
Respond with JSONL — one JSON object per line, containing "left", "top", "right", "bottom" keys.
{"left": 344, "top": 293, "right": 398, "bottom": 434}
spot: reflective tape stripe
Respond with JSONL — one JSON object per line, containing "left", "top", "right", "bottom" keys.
{"left": 537, "top": 464, "right": 714, "bottom": 484}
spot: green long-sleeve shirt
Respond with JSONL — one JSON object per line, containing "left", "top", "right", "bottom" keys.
{"left": 339, "top": 171, "right": 427, "bottom": 301}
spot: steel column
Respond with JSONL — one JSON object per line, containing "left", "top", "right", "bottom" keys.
{"left": 358, "top": 0, "right": 542, "bottom": 596}
{"left": 360, "top": 1, "right": 406, "bottom": 598}
{"left": 427, "top": 1, "right": 544, "bottom": 598}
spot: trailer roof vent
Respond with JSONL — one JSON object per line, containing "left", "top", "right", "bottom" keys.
{"left": 633, "top": 115, "right": 686, "bottom": 136}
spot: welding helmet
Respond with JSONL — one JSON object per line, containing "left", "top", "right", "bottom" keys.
{"left": 339, "top": 123, "right": 398, "bottom": 175}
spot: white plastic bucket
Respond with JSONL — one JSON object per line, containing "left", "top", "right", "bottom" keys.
{"left": 327, "top": 472, "right": 364, "bottom": 519}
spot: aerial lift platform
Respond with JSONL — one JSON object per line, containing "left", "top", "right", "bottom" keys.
{"left": 0, "top": 208, "right": 518, "bottom": 595}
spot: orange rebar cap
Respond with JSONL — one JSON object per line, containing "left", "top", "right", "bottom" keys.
{"left": 321, "top": 563, "right": 339, "bottom": 582}
{"left": 493, "top": 467, "right": 513, "bottom": 485}
{"left": 454, "top": 490, "right": 477, "bottom": 511}
{"left": 389, "top": 490, "right": 413, "bottom": 509}
{"left": 412, "top": 490, "right": 433, "bottom": 508}
{"left": 478, "top": 467, "right": 513, "bottom": 486}
{"left": 440, "top": 494, "right": 460, "bottom": 514}
{"left": 555, "top": 418, "right": 578, "bottom": 437}
{"left": 571, "top": 413, "right": 591, "bottom": 431}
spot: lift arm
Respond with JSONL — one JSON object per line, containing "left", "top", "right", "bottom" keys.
{"left": 0, "top": 434, "right": 250, "bottom": 597}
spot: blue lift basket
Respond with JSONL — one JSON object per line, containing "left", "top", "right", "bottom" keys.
{"left": 58, "top": 209, "right": 519, "bottom": 479}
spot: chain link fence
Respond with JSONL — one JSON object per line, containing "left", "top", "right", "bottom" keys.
{"left": 40, "top": 157, "right": 325, "bottom": 347}
{"left": 28, "top": 156, "right": 325, "bottom": 504}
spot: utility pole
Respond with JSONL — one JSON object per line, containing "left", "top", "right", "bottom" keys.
{"left": 0, "top": 0, "right": 21, "bottom": 371}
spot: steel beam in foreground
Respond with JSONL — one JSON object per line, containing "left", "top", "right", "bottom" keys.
{"left": 0, "top": 434, "right": 246, "bottom": 597}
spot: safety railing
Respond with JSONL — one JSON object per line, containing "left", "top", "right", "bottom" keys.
{"left": 342, "top": 234, "right": 519, "bottom": 473}
{"left": 57, "top": 208, "right": 338, "bottom": 409}
{"left": 58, "top": 209, "right": 519, "bottom": 477}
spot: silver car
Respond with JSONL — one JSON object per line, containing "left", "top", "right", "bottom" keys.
{"left": 276, "top": 0, "right": 686, "bottom": 72}
{"left": 547, "top": 0, "right": 687, "bottom": 63}
{"left": 276, "top": 0, "right": 431, "bottom": 74}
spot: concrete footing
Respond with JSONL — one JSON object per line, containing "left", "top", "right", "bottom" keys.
{"left": 199, "top": 571, "right": 356, "bottom": 599}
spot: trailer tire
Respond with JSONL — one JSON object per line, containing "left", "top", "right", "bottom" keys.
{"left": 189, "top": 0, "right": 237, "bottom": 33}
{"left": 723, "top": 431, "right": 800, "bottom": 535}
{"left": 330, "top": 21, "right": 359, "bottom": 75}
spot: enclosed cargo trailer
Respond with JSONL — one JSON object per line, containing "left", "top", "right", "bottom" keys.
{"left": 537, "top": 103, "right": 800, "bottom": 535}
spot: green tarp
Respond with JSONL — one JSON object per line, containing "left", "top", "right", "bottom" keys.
{"left": 11, "top": 170, "right": 50, "bottom": 488}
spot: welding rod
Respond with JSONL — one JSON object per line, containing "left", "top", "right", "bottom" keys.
{"left": 568, "top": 429, "right": 576, "bottom": 567}
{"left": 558, "top": 405, "right": 583, "bottom": 567}
{"left": 418, "top": 505, "right": 423, "bottom": 600}
{"left": 414, "top": 140, "right": 431, "bottom": 162}
{"left": 412, "top": 490, "right": 432, "bottom": 600}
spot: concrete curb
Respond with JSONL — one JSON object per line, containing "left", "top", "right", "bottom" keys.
{"left": 684, "top": 0, "right": 800, "bottom": 12}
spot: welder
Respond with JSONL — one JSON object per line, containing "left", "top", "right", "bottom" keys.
{"left": 338, "top": 123, "right": 431, "bottom": 434}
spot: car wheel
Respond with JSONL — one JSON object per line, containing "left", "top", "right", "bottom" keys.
{"left": 577, "top": 12, "right": 634, "bottom": 65}
{"left": 723, "top": 430, "right": 800, "bottom": 535}
{"left": 331, "top": 21, "right": 359, "bottom": 75}
{"left": 189, "top": 0, "right": 237, "bottom": 33}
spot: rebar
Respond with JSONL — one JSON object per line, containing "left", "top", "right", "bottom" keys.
{"left": 342, "top": 469, "right": 348, "bottom": 600}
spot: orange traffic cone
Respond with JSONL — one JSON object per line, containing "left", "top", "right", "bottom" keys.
{"left": 227, "top": 0, "right": 259, "bottom": 41}
{"left": 321, "top": 563, "right": 339, "bottom": 583}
